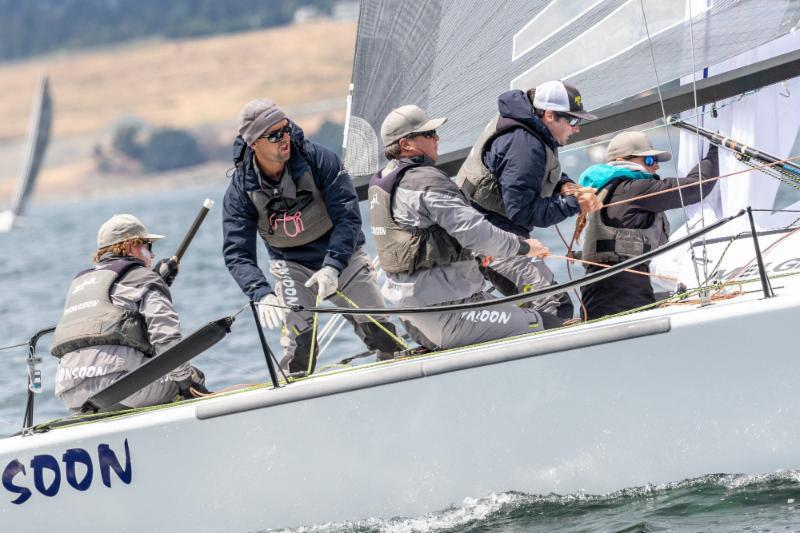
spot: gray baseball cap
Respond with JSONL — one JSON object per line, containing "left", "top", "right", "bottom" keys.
{"left": 533, "top": 80, "right": 597, "bottom": 121}
{"left": 605, "top": 131, "right": 672, "bottom": 162}
{"left": 238, "top": 98, "right": 288, "bottom": 146}
{"left": 380, "top": 105, "right": 447, "bottom": 146}
{"left": 97, "top": 214, "right": 165, "bottom": 248}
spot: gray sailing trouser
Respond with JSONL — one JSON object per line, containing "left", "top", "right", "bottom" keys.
{"left": 62, "top": 366, "right": 205, "bottom": 413}
{"left": 484, "top": 255, "right": 574, "bottom": 318}
{"left": 399, "top": 291, "right": 546, "bottom": 351}
{"left": 270, "top": 248, "right": 400, "bottom": 374}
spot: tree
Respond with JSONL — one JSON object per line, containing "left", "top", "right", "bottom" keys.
{"left": 140, "top": 128, "right": 206, "bottom": 173}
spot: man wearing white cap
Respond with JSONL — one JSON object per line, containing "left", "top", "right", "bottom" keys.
{"left": 52, "top": 214, "right": 207, "bottom": 412}
{"left": 457, "top": 80, "right": 601, "bottom": 319}
{"left": 223, "top": 98, "right": 401, "bottom": 376}
{"left": 369, "top": 105, "right": 562, "bottom": 351}
{"left": 578, "top": 131, "right": 719, "bottom": 318}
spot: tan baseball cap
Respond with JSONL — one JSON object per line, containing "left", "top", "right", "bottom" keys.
{"left": 380, "top": 105, "right": 447, "bottom": 146}
{"left": 97, "top": 214, "right": 165, "bottom": 248}
{"left": 605, "top": 131, "right": 672, "bottom": 163}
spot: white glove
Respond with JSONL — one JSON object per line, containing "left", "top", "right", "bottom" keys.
{"left": 304, "top": 266, "right": 339, "bottom": 301}
{"left": 258, "top": 293, "right": 288, "bottom": 330}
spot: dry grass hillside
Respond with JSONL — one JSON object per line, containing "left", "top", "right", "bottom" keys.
{"left": 0, "top": 19, "right": 356, "bottom": 202}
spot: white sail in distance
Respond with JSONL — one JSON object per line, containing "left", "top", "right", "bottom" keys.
{"left": 0, "top": 74, "right": 53, "bottom": 232}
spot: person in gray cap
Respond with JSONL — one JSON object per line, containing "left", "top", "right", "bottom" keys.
{"left": 223, "top": 98, "right": 401, "bottom": 376}
{"left": 52, "top": 214, "right": 208, "bottom": 412}
{"left": 456, "top": 80, "right": 602, "bottom": 320}
{"left": 369, "top": 105, "right": 563, "bottom": 351}
{"left": 577, "top": 130, "right": 719, "bottom": 319}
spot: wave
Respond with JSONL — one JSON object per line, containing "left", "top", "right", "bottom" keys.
{"left": 266, "top": 470, "right": 800, "bottom": 533}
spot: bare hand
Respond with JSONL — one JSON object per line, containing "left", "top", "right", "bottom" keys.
{"left": 560, "top": 182, "right": 580, "bottom": 196}
{"left": 524, "top": 238, "right": 550, "bottom": 259}
{"left": 575, "top": 188, "right": 602, "bottom": 214}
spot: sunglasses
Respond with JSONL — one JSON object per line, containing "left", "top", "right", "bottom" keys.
{"left": 407, "top": 129, "right": 437, "bottom": 140}
{"left": 141, "top": 240, "right": 154, "bottom": 252}
{"left": 643, "top": 155, "right": 656, "bottom": 166}
{"left": 555, "top": 113, "right": 581, "bottom": 127}
{"left": 262, "top": 124, "right": 292, "bottom": 143}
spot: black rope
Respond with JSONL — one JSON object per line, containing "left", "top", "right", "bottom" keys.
{"left": 298, "top": 210, "right": 746, "bottom": 316}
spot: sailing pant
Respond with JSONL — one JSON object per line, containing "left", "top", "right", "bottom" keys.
{"left": 580, "top": 263, "right": 655, "bottom": 320}
{"left": 62, "top": 366, "right": 205, "bottom": 413}
{"left": 481, "top": 255, "right": 574, "bottom": 319}
{"left": 399, "top": 291, "right": 556, "bottom": 351}
{"left": 270, "top": 248, "right": 400, "bottom": 374}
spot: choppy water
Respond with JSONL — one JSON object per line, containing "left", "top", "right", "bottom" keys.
{"left": 2, "top": 179, "right": 799, "bottom": 531}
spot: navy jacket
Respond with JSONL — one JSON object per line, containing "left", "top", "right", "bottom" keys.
{"left": 222, "top": 121, "right": 365, "bottom": 302}
{"left": 480, "top": 90, "right": 580, "bottom": 237}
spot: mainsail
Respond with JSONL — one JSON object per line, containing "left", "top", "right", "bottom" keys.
{"left": 0, "top": 75, "right": 52, "bottom": 232}
{"left": 344, "top": 0, "right": 800, "bottom": 184}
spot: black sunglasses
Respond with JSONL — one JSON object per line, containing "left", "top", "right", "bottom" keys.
{"left": 555, "top": 112, "right": 581, "bottom": 127}
{"left": 142, "top": 239, "right": 154, "bottom": 252}
{"left": 262, "top": 124, "right": 292, "bottom": 143}
{"left": 407, "top": 129, "right": 437, "bottom": 139}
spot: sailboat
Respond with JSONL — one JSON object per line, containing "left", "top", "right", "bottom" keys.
{"left": 0, "top": 75, "right": 52, "bottom": 232}
{"left": 1, "top": 2, "right": 800, "bottom": 531}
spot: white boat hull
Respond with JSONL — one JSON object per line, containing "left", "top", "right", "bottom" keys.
{"left": 0, "top": 290, "right": 798, "bottom": 531}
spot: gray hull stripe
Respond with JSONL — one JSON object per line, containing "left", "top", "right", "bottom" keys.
{"left": 196, "top": 317, "right": 670, "bottom": 420}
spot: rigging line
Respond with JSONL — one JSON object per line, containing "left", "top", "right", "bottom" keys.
{"left": 638, "top": 0, "right": 704, "bottom": 290}
{"left": 301, "top": 211, "right": 744, "bottom": 316}
{"left": 0, "top": 342, "right": 28, "bottom": 352}
{"left": 602, "top": 154, "right": 800, "bottom": 210}
{"left": 548, "top": 255, "right": 679, "bottom": 282}
{"left": 555, "top": 223, "right": 588, "bottom": 322}
{"left": 686, "top": 0, "right": 711, "bottom": 283}
{"left": 560, "top": 97, "right": 741, "bottom": 155}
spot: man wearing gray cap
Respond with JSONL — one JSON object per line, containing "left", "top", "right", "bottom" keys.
{"left": 457, "top": 80, "right": 601, "bottom": 320}
{"left": 577, "top": 130, "right": 719, "bottom": 318}
{"left": 369, "top": 105, "right": 562, "bottom": 351}
{"left": 52, "top": 214, "right": 208, "bottom": 412}
{"left": 223, "top": 98, "right": 400, "bottom": 376}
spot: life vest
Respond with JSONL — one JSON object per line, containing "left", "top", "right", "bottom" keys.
{"left": 581, "top": 179, "right": 670, "bottom": 264}
{"left": 245, "top": 157, "right": 334, "bottom": 248}
{"left": 51, "top": 259, "right": 155, "bottom": 357}
{"left": 456, "top": 116, "right": 562, "bottom": 217}
{"left": 368, "top": 160, "right": 471, "bottom": 274}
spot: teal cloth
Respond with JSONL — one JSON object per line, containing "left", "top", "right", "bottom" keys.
{"left": 578, "top": 164, "right": 654, "bottom": 191}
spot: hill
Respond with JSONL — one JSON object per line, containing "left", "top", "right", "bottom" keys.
{"left": 0, "top": 19, "right": 356, "bottom": 202}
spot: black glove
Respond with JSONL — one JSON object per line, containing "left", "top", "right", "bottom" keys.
{"left": 153, "top": 256, "right": 179, "bottom": 286}
{"left": 177, "top": 368, "right": 210, "bottom": 399}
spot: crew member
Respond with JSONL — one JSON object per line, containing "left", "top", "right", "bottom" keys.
{"left": 578, "top": 131, "right": 719, "bottom": 318}
{"left": 370, "top": 105, "right": 562, "bottom": 351}
{"left": 52, "top": 214, "right": 207, "bottom": 412}
{"left": 223, "top": 98, "right": 400, "bottom": 375}
{"left": 457, "top": 80, "right": 601, "bottom": 318}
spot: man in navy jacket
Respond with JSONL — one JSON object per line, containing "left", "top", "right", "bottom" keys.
{"left": 457, "top": 80, "right": 601, "bottom": 318}
{"left": 222, "top": 99, "right": 400, "bottom": 375}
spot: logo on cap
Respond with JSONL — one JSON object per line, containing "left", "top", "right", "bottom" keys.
{"left": 574, "top": 95, "right": 582, "bottom": 107}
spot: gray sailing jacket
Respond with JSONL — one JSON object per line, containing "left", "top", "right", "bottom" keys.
{"left": 378, "top": 156, "right": 528, "bottom": 308}
{"left": 54, "top": 255, "right": 189, "bottom": 399}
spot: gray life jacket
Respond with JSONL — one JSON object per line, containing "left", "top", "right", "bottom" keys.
{"left": 456, "top": 116, "right": 562, "bottom": 217}
{"left": 246, "top": 160, "right": 334, "bottom": 249}
{"left": 581, "top": 179, "right": 670, "bottom": 264}
{"left": 368, "top": 161, "right": 472, "bottom": 275}
{"left": 51, "top": 259, "right": 155, "bottom": 357}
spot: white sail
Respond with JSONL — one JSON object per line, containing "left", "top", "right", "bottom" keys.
{"left": 0, "top": 75, "right": 52, "bottom": 232}
{"left": 650, "top": 30, "right": 800, "bottom": 291}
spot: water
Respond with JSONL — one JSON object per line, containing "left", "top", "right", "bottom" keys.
{"left": 2, "top": 181, "right": 799, "bottom": 531}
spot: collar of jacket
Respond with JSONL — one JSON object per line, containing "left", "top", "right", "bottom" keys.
{"left": 578, "top": 162, "right": 657, "bottom": 190}
{"left": 397, "top": 154, "right": 437, "bottom": 167}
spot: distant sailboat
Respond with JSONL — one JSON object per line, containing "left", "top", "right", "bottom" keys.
{"left": 0, "top": 75, "right": 52, "bottom": 232}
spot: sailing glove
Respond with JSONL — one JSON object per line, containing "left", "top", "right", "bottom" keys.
{"left": 154, "top": 256, "right": 179, "bottom": 286}
{"left": 304, "top": 266, "right": 339, "bottom": 301}
{"left": 177, "top": 368, "right": 211, "bottom": 399}
{"left": 258, "top": 293, "right": 288, "bottom": 330}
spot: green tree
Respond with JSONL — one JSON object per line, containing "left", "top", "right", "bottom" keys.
{"left": 140, "top": 128, "right": 206, "bottom": 173}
